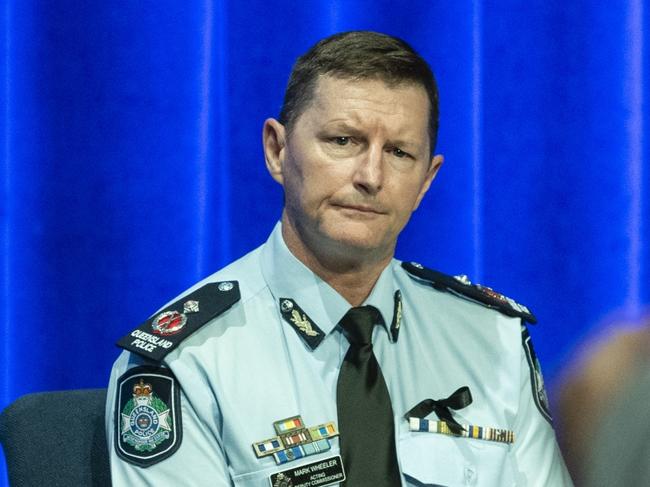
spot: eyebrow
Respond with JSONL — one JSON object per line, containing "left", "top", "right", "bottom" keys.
{"left": 321, "top": 120, "right": 362, "bottom": 134}
{"left": 321, "top": 121, "right": 420, "bottom": 150}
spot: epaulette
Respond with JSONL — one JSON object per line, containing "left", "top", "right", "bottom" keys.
{"left": 116, "top": 281, "right": 241, "bottom": 361}
{"left": 402, "top": 262, "right": 536, "bottom": 324}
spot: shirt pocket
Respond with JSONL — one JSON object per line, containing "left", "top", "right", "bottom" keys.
{"left": 232, "top": 467, "right": 273, "bottom": 487}
{"left": 399, "top": 433, "right": 516, "bottom": 487}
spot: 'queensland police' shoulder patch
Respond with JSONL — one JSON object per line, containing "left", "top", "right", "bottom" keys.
{"left": 114, "top": 365, "right": 182, "bottom": 467}
{"left": 521, "top": 326, "right": 552, "bottom": 424}
{"left": 116, "top": 281, "right": 241, "bottom": 362}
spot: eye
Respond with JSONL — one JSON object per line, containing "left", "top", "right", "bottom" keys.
{"left": 333, "top": 137, "right": 350, "bottom": 146}
{"left": 391, "top": 147, "right": 410, "bottom": 158}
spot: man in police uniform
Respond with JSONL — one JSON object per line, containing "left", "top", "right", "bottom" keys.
{"left": 106, "top": 31, "right": 573, "bottom": 486}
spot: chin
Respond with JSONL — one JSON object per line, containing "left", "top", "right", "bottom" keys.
{"left": 319, "top": 224, "right": 392, "bottom": 255}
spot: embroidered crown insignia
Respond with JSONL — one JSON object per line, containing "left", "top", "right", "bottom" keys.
{"left": 133, "top": 379, "right": 152, "bottom": 398}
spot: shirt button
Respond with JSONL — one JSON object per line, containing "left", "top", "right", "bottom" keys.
{"left": 464, "top": 465, "right": 477, "bottom": 485}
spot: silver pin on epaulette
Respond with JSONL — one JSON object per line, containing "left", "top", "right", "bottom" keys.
{"left": 183, "top": 300, "right": 199, "bottom": 313}
{"left": 454, "top": 274, "right": 472, "bottom": 285}
{"left": 218, "top": 281, "right": 234, "bottom": 292}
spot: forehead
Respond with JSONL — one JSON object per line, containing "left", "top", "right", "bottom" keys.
{"left": 303, "top": 76, "right": 430, "bottom": 135}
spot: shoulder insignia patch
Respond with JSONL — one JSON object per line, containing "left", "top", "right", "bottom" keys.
{"left": 521, "top": 326, "right": 553, "bottom": 424}
{"left": 114, "top": 365, "right": 182, "bottom": 467}
{"left": 401, "top": 262, "right": 536, "bottom": 324}
{"left": 116, "top": 281, "right": 241, "bottom": 361}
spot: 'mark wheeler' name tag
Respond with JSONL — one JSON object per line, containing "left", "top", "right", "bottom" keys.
{"left": 269, "top": 455, "right": 345, "bottom": 487}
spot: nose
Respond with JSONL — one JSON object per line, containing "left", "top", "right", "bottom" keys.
{"left": 352, "top": 144, "right": 383, "bottom": 195}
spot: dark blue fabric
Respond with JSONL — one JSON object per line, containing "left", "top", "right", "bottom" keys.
{"left": 1, "top": 1, "right": 648, "bottom": 484}
{"left": 0, "top": 389, "right": 109, "bottom": 486}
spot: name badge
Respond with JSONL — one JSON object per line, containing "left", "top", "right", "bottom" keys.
{"left": 269, "top": 455, "right": 345, "bottom": 487}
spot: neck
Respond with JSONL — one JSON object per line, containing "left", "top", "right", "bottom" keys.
{"left": 281, "top": 214, "right": 393, "bottom": 306}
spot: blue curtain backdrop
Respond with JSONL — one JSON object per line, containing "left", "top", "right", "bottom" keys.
{"left": 1, "top": 0, "right": 648, "bottom": 482}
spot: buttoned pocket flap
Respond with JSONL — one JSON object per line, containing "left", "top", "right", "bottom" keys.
{"left": 399, "top": 434, "right": 515, "bottom": 487}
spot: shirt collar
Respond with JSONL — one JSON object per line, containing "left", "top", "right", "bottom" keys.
{"left": 260, "top": 222, "right": 401, "bottom": 350}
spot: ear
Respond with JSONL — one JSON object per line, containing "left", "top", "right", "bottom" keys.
{"left": 413, "top": 154, "right": 444, "bottom": 211}
{"left": 263, "top": 118, "right": 286, "bottom": 185}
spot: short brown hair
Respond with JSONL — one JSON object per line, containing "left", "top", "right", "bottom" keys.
{"left": 279, "top": 31, "right": 440, "bottom": 153}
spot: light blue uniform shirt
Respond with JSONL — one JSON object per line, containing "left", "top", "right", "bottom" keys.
{"left": 106, "top": 222, "right": 573, "bottom": 486}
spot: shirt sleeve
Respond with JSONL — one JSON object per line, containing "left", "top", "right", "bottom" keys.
{"left": 106, "top": 351, "right": 234, "bottom": 486}
{"left": 511, "top": 328, "right": 574, "bottom": 486}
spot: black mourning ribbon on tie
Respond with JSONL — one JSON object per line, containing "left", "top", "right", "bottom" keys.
{"left": 336, "top": 306, "right": 401, "bottom": 487}
{"left": 404, "top": 386, "right": 473, "bottom": 435}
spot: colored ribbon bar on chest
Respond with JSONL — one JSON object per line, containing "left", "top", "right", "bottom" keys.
{"left": 408, "top": 417, "right": 515, "bottom": 444}
{"left": 404, "top": 386, "right": 473, "bottom": 435}
{"left": 253, "top": 416, "right": 339, "bottom": 465}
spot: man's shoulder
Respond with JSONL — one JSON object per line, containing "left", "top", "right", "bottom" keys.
{"left": 173, "top": 245, "right": 266, "bottom": 304}
{"left": 114, "top": 245, "right": 267, "bottom": 364}
{"left": 397, "top": 260, "right": 536, "bottom": 324}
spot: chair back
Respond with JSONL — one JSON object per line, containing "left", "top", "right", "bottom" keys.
{"left": 0, "top": 388, "right": 110, "bottom": 486}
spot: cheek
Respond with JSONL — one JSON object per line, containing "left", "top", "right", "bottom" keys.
{"left": 284, "top": 142, "right": 368, "bottom": 208}
{"left": 300, "top": 165, "right": 349, "bottom": 202}
{"left": 390, "top": 179, "right": 428, "bottom": 216}
{"left": 282, "top": 161, "right": 328, "bottom": 214}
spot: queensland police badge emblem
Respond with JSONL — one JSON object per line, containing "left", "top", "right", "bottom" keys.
{"left": 115, "top": 366, "right": 182, "bottom": 467}
{"left": 121, "top": 379, "right": 170, "bottom": 450}
{"left": 273, "top": 473, "right": 293, "bottom": 487}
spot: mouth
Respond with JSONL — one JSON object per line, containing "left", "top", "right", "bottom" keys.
{"left": 331, "top": 203, "right": 386, "bottom": 215}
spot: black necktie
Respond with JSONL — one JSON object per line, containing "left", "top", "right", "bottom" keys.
{"left": 336, "top": 306, "right": 401, "bottom": 486}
